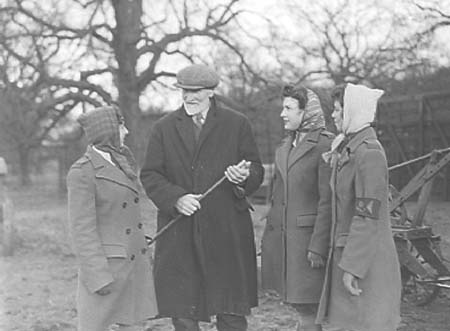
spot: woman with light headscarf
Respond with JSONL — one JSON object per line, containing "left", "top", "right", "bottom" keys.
{"left": 316, "top": 83, "right": 401, "bottom": 331}
{"left": 66, "top": 106, "right": 158, "bottom": 331}
{"left": 261, "top": 84, "right": 334, "bottom": 331}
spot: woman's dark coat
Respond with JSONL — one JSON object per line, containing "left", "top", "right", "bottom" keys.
{"left": 261, "top": 129, "right": 333, "bottom": 303}
{"left": 316, "top": 127, "right": 401, "bottom": 331}
{"left": 140, "top": 98, "right": 264, "bottom": 321}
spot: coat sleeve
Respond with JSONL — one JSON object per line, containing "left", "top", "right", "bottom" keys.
{"left": 338, "top": 147, "right": 387, "bottom": 279}
{"left": 237, "top": 118, "right": 264, "bottom": 196}
{"left": 140, "top": 121, "right": 188, "bottom": 217}
{"left": 66, "top": 165, "right": 114, "bottom": 293}
{"left": 308, "top": 147, "right": 332, "bottom": 257}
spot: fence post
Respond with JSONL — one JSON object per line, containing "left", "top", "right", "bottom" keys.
{"left": 0, "top": 157, "right": 15, "bottom": 256}
{"left": 419, "top": 96, "right": 425, "bottom": 156}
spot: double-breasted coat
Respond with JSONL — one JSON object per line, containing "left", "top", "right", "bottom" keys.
{"left": 67, "top": 146, "right": 158, "bottom": 331}
{"left": 140, "top": 98, "right": 264, "bottom": 321}
{"left": 316, "top": 127, "right": 401, "bottom": 331}
{"left": 261, "top": 129, "right": 333, "bottom": 303}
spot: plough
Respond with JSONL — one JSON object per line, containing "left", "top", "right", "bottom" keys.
{"left": 389, "top": 147, "right": 450, "bottom": 305}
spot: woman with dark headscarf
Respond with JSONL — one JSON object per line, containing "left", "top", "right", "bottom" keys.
{"left": 66, "top": 106, "right": 158, "bottom": 331}
{"left": 261, "top": 84, "right": 333, "bottom": 331}
{"left": 316, "top": 83, "right": 401, "bottom": 331}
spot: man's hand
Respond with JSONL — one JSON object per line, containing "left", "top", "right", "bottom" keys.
{"left": 225, "top": 160, "right": 251, "bottom": 185}
{"left": 175, "top": 194, "right": 202, "bottom": 216}
{"left": 96, "top": 282, "right": 113, "bottom": 296}
{"left": 343, "top": 271, "right": 362, "bottom": 296}
{"left": 307, "top": 251, "right": 325, "bottom": 268}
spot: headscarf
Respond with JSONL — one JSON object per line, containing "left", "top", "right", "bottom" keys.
{"left": 288, "top": 89, "right": 326, "bottom": 146}
{"left": 323, "top": 83, "right": 384, "bottom": 163}
{"left": 342, "top": 83, "right": 384, "bottom": 134}
{"left": 298, "top": 89, "right": 326, "bottom": 132}
{"left": 77, "top": 106, "right": 137, "bottom": 180}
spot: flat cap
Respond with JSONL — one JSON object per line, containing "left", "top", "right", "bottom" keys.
{"left": 174, "top": 64, "right": 219, "bottom": 90}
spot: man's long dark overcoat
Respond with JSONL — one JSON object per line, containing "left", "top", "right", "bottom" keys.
{"left": 140, "top": 98, "right": 264, "bottom": 321}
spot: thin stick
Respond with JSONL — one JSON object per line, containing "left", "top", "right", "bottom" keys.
{"left": 146, "top": 160, "right": 247, "bottom": 246}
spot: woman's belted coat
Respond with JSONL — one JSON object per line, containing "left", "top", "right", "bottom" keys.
{"left": 67, "top": 146, "right": 158, "bottom": 331}
{"left": 261, "top": 128, "right": 333, "bottom": 303}
{"left": 316, "top": 127, "right": 401, "bottom": 331}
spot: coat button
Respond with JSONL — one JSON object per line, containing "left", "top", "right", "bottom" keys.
{"left": 130, "top": 254, "right": 135, "bottom": 260}
{"left": 122, "top": 202, "right": 127, "bottom": 208}
{"left": 138, "top": 223, "right": 143, "bottom": 229}
{"left": 134, "top": 197, "right": 139, "bottom": 203}
{"left": 141, "top": 248, "right": 147, "bottom": 254}
{"left": 126, "top": 228, "right": 131, "bottom": 235}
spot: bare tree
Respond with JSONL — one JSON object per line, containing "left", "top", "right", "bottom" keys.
{"left": 1, "top": 0, "right": 261, "bottom": 165}
{"left": 0, "top": 2, "right": 111, "bottom": 184}
{"left": 414, "top": 0, "right": 450, "bottom": 34}
{"left": 264, "top": 0, "right": 430, "bottom": 88}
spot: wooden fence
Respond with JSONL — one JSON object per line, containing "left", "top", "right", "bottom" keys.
{"left": 30, "top": 91, "right": 450, "bottom": 201}
{"left": 252, "top": 90, "right": 450, "bottom": 202}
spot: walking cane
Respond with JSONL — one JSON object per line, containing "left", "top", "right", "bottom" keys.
{"left": 145, "top": 160, "right": 249, "bottom": 246}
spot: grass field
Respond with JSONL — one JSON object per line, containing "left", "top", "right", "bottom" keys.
{"left": 1, "top": 173, "right": 450, "bottom": 331}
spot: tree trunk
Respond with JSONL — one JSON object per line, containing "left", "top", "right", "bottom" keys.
{"left": 110, "top": 0, "right": 143, "bottom": 161}
{"left": 18, "top": 146, "right": 31, "bottom": 186}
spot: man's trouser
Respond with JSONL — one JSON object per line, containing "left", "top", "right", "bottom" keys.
{"left": 172, "top": 314, "right": 247, "bottom": 331}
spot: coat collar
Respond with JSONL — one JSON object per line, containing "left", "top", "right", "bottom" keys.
{"left": 275, "top": 136, "right": 291, "bottom": 184}
{"left": 335, "top": 126, "right": 377, "bottom": 172}
{"left": 85, "top": 145, "right": 108, "bottom": 169}
{"left": 85, "top": 146, "right": 138, "bottom": 194}
{"left": 175, "top": 107, "right": 196, "bottom": 157}
{"left": 344, "top": 126, "right": 377, "bottom": 153}
{"left": 174, "top": 97, "right": 221, "bottom": 161}
{"left": 275, "top": 129, "right": 322, "bottom": 182}
{"left": 287, "top": 129, "right": 321, "bottom": 169}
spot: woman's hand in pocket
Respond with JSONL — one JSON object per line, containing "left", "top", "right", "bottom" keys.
{"left": 307, "top": 251, "right": 325, "bottom": 268}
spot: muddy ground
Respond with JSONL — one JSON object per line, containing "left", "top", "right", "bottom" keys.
{"left": 1, "top": 176, "right": 449, "bottom": 331}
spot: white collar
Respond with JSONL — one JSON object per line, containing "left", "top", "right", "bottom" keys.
{"left": 92, "top": 145, "right": 115, "bottom": 166}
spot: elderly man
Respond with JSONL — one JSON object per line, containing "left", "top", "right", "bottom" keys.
{"left": 140, "top": 64, "right": 264, "bottom": 331}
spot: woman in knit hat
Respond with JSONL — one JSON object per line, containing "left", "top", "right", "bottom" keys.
{"left": 261, "top": 84, "right": 334, "bottom": 331}
{"left": 316, "top": 83, "right": 401, "bottom": 331}
{"left": 66, "top": 106, "right": 158, "bottom": 331}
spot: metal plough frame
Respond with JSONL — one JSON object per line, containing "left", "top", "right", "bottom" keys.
{"left": 389, "top": 147, "right": 450, "bottom": 305}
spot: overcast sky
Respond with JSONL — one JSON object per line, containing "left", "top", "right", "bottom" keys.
{"left": 49, "top": 0, "right": 450, "bottom": 114}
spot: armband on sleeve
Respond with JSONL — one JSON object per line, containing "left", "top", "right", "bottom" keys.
{"left": 355, "top": 197, "right": 381, "bottom": 219}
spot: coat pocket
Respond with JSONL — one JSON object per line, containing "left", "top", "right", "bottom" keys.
{"left": 335, "top": 233, "right": 348, "bottom": 247}
{"left": 102, "top": 244, "right": 127, "bottom": 258}
{"left": 296, "top": 214, "right": 317, "bottom": 227}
